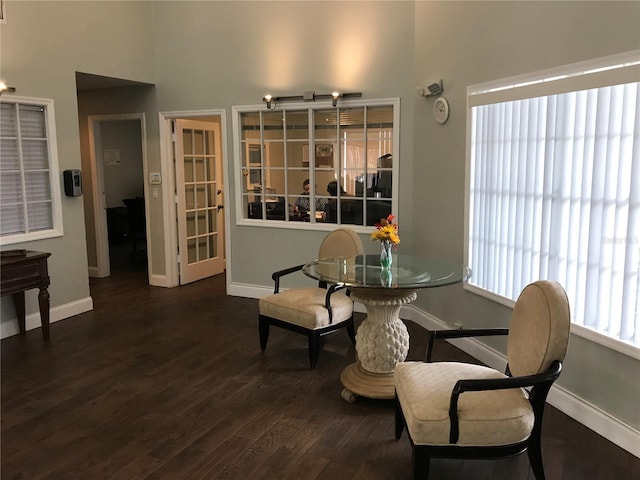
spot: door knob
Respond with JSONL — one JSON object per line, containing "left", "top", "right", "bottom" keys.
{"left": 217, "top": 204, "right": 224, "bottom": 210}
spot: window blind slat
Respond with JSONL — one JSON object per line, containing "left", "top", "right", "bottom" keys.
{"left": 0, "top": 103, "right": 17, "bottom": 135}
{"left": 19, "top": 105, "right": 47, "bottom": 137}
{"left": 27, "top": 202, "right": 53, "bottom": 231}
{"left": 0, "top": 205, "right": 24, "bottom": 235}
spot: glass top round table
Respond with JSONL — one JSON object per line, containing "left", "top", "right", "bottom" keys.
{"left": 302, "top": 254, "right": 470, "bottom": 290}
{"left": 303, "top": 254, "right": 471, "bottom": 403}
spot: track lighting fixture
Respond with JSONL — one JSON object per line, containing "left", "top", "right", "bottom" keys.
{"left": 263, "top": 94, "right": 276, "bottom": 110}
{"left": 0, "top": 82, "right": 16, "bottom": 95}
{"left": 260, "top": 90, "right": 361, "bottom": 109}
{"left": 331, "top": 91, "right": 341, "bottom": 107}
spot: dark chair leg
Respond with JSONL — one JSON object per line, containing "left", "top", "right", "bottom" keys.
{"left": 259, "top": 316, "right": 270, "bottom": 351}
{"left": 394, "top": 394, "right": 405, "bottom": 439}
{"left": 527, "top": 434, "right": 546, "bottom": 480}
{"left": 346, "top": 318, "right": 356, "bottom": 345}
{"left": 308, "top": 332, "right": 321, "bottom": 368}
{"left": 413, "top": 445, "right": 430, "bottom": 480}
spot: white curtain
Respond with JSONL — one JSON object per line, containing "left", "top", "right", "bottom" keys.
{"left": 469, "top": 82, "right": 640, "bottom": 346}
{"left": 341, "top": 129, "right": 392, "bottom": 193}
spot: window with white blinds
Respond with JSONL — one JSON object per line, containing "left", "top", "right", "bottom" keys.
{"left": 465, "top": 51, "right": 640, "bottom": 354}
{"left": 0, "top": 97, "right": 63, "bottom": 245}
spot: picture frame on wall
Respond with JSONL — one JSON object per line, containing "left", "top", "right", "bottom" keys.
{"left": 302, "top": 143, "right": 334, "bottom": 167}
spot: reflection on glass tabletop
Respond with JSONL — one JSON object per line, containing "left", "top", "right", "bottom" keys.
{"left": 302, "top": 254, "right": 471, "bottom": 289}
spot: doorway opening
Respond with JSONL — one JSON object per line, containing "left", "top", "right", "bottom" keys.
{"left": 87, "top": 114, "right": 149, "bottom": 279}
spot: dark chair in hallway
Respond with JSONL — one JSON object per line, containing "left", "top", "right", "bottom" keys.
{"left": 122, "top": 197, "right": 146, "bottom": 260}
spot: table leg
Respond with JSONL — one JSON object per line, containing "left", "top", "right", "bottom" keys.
{"left": 38, "top": 287, "right": 50, "bottom": 341}
{"left": 340, "top": 288, "right": 417, "bottom": 401}
{"left": 12, "top": 291, "right": 26, "bottom": 334}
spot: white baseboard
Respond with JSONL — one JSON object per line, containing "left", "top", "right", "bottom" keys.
{"left": 149, "top": 273, "right": 168, "bottom": 287}
{"left": 399, "top": 304, "right": 640, "bottom": 459}
{"left": 228, "top": 282, "right": 273, "bottom": 298}
{"left": 1, "top": 296, "right": 93, "bottom": 339}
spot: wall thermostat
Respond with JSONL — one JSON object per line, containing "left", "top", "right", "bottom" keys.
{"left": 149, "top": 172, "right": 162, "bottom": 185}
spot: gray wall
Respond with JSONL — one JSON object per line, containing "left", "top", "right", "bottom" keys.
{"left": 77, "top": 86, "right": 158, "bottom": 269}
{"left": 1, "top": 0, "right": 638, "bottom": 447}
{"left": 0, "top": 1, "right": 155, "bottom": 323}
{"left": 101, "top": 120, "right": 144, "bottom": 209}
{"left": 149, "top": 0, "right": 418, "bottom": 289}
{"left": 411, "top": 0, "right": 640, "bottom": 431}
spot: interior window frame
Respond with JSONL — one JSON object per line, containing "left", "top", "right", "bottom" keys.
{"left": 232, "top": 97, "right": 400, "bottom": 233}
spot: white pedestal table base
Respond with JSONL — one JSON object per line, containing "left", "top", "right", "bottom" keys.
{"left": 340, "top": 288, "right": 417, "bottom": 402}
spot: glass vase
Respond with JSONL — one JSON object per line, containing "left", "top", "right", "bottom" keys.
{"left": 380, "top": 266, "right": 392, "bottom": 287}
{"left": 380, "top": 240, "right": 393, "bottom": 269}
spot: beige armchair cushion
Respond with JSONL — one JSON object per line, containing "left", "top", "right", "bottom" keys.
{"left": 259, "top": 287, "right": 354, "bottom": 330}
{"left": 394, "top": 361, "right": 534, "bottom": 446}
{"left": 507, "top": 281, "right": 571, "bottom": 377}
{"left": 318, "top": 227, "right": 364, "bottom": 259}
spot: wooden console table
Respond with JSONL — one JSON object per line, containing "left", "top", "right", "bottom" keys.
{"left": 0, "top": 250, "right": 51, "bottom": 340}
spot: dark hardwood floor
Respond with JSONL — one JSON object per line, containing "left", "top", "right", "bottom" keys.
{"left": 2, "top": 263, "right": 638, "bottom": 479}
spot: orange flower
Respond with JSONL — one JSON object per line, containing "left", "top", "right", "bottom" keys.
{"left": 370, "top": 214, "right": 400, "bottom": 245}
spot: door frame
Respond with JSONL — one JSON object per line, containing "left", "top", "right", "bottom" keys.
{"left": 88, "top": 113, "right": 149, "bottom": 279}
{"left": 158, "top": 110, "right": 230, "bottom": 289}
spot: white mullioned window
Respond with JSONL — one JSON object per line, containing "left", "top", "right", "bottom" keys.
{"left": 465, "top": 51, "right": 640, "bottom": 356}
{"left": 232, "top": 98, "right": 399, "bottom": 230}
{"left": 0, "top": 96, "right": 63, "bottom": 244}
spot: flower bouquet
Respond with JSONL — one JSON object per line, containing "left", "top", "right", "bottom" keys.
{"left": 371, "top": 214, "right": 399, "bottom": 268}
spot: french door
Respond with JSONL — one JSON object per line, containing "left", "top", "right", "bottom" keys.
{"left": 174, "top": 119, "right": 225, "bottom": 284}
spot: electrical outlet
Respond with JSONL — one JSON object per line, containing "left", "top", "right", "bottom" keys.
{"left": 454, "top": 322, "right": 463, "bottom": 330}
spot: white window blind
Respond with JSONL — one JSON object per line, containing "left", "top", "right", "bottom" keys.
{"left": 466, "top": 52, "right": 640, "bottom": 352}
{"left": 0, "top": 97, "right": 63, "bottom": 244}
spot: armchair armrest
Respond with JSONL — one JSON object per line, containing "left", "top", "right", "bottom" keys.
{"left": 271, "top": 263, "right": 351, "bottom": 323}
{"left": 447, "top": 360, "right": 563, "bottom": 443}
{"left": 271, "top": 264, "right": 304, "bottom": 293}
{"left": 324, "top": 283, "right": 348, "bottom": 324}
{"left": 426, "top": 328, "right": 509, "bottom": 362}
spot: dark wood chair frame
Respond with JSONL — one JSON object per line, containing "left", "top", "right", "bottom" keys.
{"left": 395, "top": 328, "right": 563, "bottom": 480}
{"left": 259, "top": 263, "right": 356, "bottom": 368}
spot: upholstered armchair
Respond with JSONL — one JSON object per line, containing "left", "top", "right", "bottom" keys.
{"left": 394, "top": 280, "right": 570, "bottom": 479}
{"left": 259, "top": 227, "right": 364, "bottom": 368}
